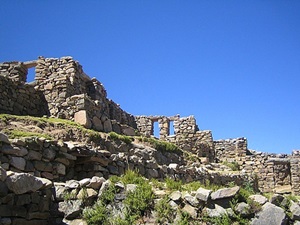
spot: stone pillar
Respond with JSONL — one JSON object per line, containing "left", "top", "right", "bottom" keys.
{"left": 158, "top": 116, "right": 169, "bottom": 140}
{"left": 291, "top": 158, "right": 300, "bottom": 195}
{"left": 0, "top": 62, "right": 28, "bottom": 83}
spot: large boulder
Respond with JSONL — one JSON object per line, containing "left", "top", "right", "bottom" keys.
{"left": 251, "top": 202, "right": 288, "bottom": 225}
{"left": 5, "top": 172, "right": 43, "bottom": 194}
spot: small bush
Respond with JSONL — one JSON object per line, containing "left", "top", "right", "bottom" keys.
{"left": 83, "top": 202, "right": 109, "bottom": 225}
{"left": 165, "top": 177, "right": 183, "bottom": 191}
{"left": 222, "top": 161, "right": 240, "bottom": 171}
{"left": 182, "top": 181, "right": 202, "bottom": 192}
{"left": 155, "top": 195, "right": 176, "bottom": 224}
{"left": 137, "top": 136, "right": 182, "bottom": 154}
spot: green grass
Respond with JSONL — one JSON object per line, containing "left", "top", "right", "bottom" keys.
{"left": 0, "top": 114, "right": 103, "bottom": 142}
{"left": 222, "top": 161, "right": 240, "bottom": 171}
{"left": 84, "top": 170, "right": 154, "bottom": 225}
{"left": 137, "top": 136, "right": 182, "bottom": 154}
{"left": 109, "top": 132, "right": 134, "bottom": 145}
{"left": 155, "top": 195, "right": 176, "bottom": 224}
{"left": 165, "top": 177, "right": 183, "bottom": 191}
{"left": 3, "top": 129, "right": 53, "bottom": 140}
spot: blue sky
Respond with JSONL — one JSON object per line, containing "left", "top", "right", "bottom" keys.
{"left": 1, "top": 1, "right": 300, "bottom": 154}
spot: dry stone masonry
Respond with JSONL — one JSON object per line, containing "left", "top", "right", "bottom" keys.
{"left": 1, "top": 56, "right": 300, "bottom": 197}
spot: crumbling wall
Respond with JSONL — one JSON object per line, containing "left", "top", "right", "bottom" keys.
{"left": 0, "top": 56, "right": 136, "bottom": 135}
{"left": 135, "top": 115, "right": 214, "bottom": 162}
{"left": 0, "top": 62, "right": 48, "bottom": 116}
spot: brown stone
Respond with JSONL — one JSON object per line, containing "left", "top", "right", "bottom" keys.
{"left": 74, "top": 110, "right": 91, "bottom": 128}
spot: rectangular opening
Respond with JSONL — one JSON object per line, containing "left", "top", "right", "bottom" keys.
{"left": 26, "top": 67, "right": 35, "bottom": 83}
{"left": 169, "top": 120, "right": 175, "bottom": 135}
{"left": 153, "top": 121, "right": 160, "bottom": 138}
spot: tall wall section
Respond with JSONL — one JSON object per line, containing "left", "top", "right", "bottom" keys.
{"left": 0, "top": 56, "right": 137, "bottom": 135}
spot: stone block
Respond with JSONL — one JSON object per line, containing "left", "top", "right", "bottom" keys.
{"left": 74, "top": 110, "right": 91, "bottom": 129}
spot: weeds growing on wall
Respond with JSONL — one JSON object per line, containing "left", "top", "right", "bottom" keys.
{"left": 222, "top": 161, "right": 240, "bottom": 171}
{"left": 2, "top": 129, "right": 53, "bottom": 140}
{"left": 109, "top": 132, "right": 133, "bottom": 145}
{"left": 137, "top": 136, "right": 182, "bottom": 154}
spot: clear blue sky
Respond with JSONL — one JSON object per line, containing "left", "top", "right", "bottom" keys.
{"left": 1, "top": 1, "right": 300, "bottom": 154}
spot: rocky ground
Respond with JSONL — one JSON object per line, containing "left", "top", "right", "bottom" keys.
{"left": 1, "top": 114, "right": 300, "bottom": 224}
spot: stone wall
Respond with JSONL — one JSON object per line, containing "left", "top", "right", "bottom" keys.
{"left": 135, "top": 115, "right": 214, "bottom": 162}
{"left": 0, "top": 57, "right": 136, "bottom": 135}
{"left": 0, "top": 75, "right": 48, "bottom": 117}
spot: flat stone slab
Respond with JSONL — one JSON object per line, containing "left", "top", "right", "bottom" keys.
{"left": 211, "top": 186, "right": 240, "bottom": 200}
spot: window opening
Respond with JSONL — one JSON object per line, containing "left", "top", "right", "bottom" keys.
{"left": 169, "top": 121, "right": 175, "bottom": 135}
{"left": 26, "top": 67, "right": 35, "bottom": 83}
{"left": 153, "top": 121, "right": 160, "bottom": 138}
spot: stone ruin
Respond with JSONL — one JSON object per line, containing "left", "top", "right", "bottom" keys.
{"left": 1, "top": 56, "right": 300, "bottom": 195}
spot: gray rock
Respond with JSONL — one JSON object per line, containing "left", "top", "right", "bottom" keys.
{"left": 270, "top": 194, "right": 286, "bottom": 207}
{"left": 42, "top": 148, "right": 56, "bottom": 160}
{"left": 5, "top": 173, "right": 43, "bottom": 194}
{"left": 54, "top": 185, "right": 66, "bottom": 201}
{"left": 1, "top": 145, "right": 28, "bottom": 156}
{"left": 251, "top": 202, "right": 288, "bottom": 225}
{"left": 36, "top": 177, "right": 52, "bottom": 189}
{"left": 169, "top": 190, "right": 182, "bottom": 202}
{"left": 0, "top": 133, "right": 10, "bottom": 144}
{"left": 235, "top": 202, "right": 251, "bottom": 216}
{"left": 103, "top": 119, "right": 112, "bottom": 132}
{"left": 86, "top": 176, "right": 105, "bottom": 190}
{"left": 249, "top": 194, "right": 268, "bottom": 205}
{"left": 79, "top": 178, "right": 91, "bottom": 187}
{"left": 27, "top": 150, "right": 42, "bottom": 160}
{"left": 126, "top": 184, "right": 137, "bottom": 193}
{"left": 98, "top": 180, "right": 112, "bottom": 197}
{"left": 10, "top": 156, "right": 26, "bottom": 170}
{"left": 58, "top": 200, "right": 83, "bottom": 219}
{"left": 77, "top": 188, "right": 97, "bottom": 200}
{"left": 290, "top": 200, "right": 300, "bottom": 220}
{"left": 0, "top": 166, "right": 7, "bottom": 181}
{"left": 0, "top": 218, "right": 11, "bottom": 225}
{"left": 184, "top": 193, "right": 200, "bottom": 207}
{"left": 66, "top": 180, "right": 80, "bottom": 189}
{"left": 182, "top": 204, "right": 197, "bottom": 218}
{"left": 62, "top": 219, "right": 87, "bottom": 225}
{"left": 204, "top": 204, "right": 227, "bottom": 218}
{"left": 0, "top": 181, "right": 8, "bottom": 197}
{"left": 196, "top": 187, "right": 212, "bottom": 202}
{"left": 211, "top": 186, "right": 240, "bottom": 200}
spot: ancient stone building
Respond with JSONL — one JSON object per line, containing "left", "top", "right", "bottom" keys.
{"left": 1, "top": 56, "right": 300, "bottom": 195}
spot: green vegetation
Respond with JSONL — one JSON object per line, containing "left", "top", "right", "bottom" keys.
{"left": 155, "top": 195, "right": 176, "bottom": 224}
{"left": 109, "top": 132, "right": 134, "bottom": 145}
{"left": 3, "top": 129, "right": 53, "bottom": 140}
{"left": 137, "top": 136, "right": 182, "bottom": 154}
{"left": 165, "top": 177, "right": 183, "bottom": 191}
{"left": 63, "top": 191, "right": 77, "bottom": 201}
{"left": 0, "top": 113, "right": 103, "bottom": 142}
{"left": 222, "top": 161, "right": 240, "bottom": 171}
{"left": 83, "top": 170, "right": 154, "bottom": 225}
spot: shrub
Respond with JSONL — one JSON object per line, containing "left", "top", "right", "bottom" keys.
{"left": 83, "top": 202, "right": 109, "bottom": 225}
{"left": 155, "top": 195, "right": 176, "bottom": 224}
{"left": 165, "top": 177, "right": 183, "bottom": 191}
{"left": 222, "top": 161, "right": 240, "bottom": 171}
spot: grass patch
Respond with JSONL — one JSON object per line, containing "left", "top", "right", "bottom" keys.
{"left": 155, "top": 195, "right": 176, "bottom": 224}
{"left": 0, "top": 114, "right": 103, "bottom": 143}
{"left": 84, "top": 170, "right": 154, "bottom": 225}
{"left": 137, "top": 136, "right": 182, "bottom": 154}
{"left": 109, "top": 132, "right": 133, "bottom": 145}
{"left": 3, "top": 129, "right": 53, "bottom": 140}
{"left": 222, "top": 161, "right": 240, "bottom": 171}
{"left": 165, "top": 177, "right": 183, "bottom": 191}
